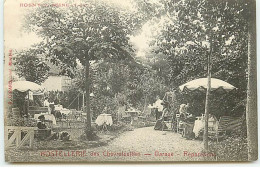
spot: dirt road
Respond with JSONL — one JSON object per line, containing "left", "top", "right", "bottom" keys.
{"left": 6, "top": 127, "right": 210, "bottom": 162}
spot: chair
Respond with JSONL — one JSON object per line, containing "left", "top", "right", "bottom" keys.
{"left": 176, "top": 114, "right": 185, "bottom": 133}
{"left": 162, "top": 116, "right": 174, "bottom": 131}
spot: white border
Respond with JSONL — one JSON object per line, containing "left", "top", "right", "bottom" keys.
{"left": 0, "top": 0, "right": 259, "bottom": 168}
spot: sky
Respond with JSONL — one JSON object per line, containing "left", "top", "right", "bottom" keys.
{"left": 4, "top": 0, "right": 160, "bottom": 59}
{"left": 4, "top": 0, "right": 43, "bottom": 50}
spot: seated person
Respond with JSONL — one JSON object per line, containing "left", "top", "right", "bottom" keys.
{"left": 59, "top": 131, "right": 70, "bottom": 141}
{"left": 36, "top": 115, "right": 52, "bottom": 140}
{"left": 154, "top": 101, "right": 169, "bottom": 131}
{"left": 161, "top": 101, "right": 170, "bottom": 121}
{"left": 37, "top": 115, "right": 47, "bottom": 129}
{"left": 48, "top": 131, "right": 71, "bottom": 141}
{"left": 179, "top": 103, "right": 190, "bottom": 120}
{"left": 102, "top": 106, "right": 108, "bottom": 114}
{"left": 55, "top": 111, "right": 62, "bottom": 120}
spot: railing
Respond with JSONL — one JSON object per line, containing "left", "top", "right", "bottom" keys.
{"left": 5, "top": 126, "right": 35, "bottom": 149}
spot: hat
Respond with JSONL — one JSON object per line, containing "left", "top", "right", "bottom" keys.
{"left": 38, "top": 115, "right": 45, "bottom": 120}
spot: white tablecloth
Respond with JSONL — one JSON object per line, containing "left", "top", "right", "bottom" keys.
{"left": 54, "top": 105, "right": 63, "bottom": 111}
{"left": 193, "top": 120, "right": 204, "bottom": 138}
{"left": 95, "top": 114, "right": 113, "bottom": 126}
{"left": 34, "top": 114, "right": 57, "bottom": 125}
{"left": 59, "top": 109, "right": 71, "bottom": 115}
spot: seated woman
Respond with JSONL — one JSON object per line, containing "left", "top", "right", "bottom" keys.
{"left": 179, "top": 103, "right": 190, "bottom": 120}
{"left": 36, "top": 115, "right": 51, "bottom": 140}
{"left": 182, "top": 114, "right": 196, "bottom": 139}
{"left": 154, "top": 101, "right": 170, "bottom": 131}
{"left": 37, "top": 115, "right": 47, "bottom": 129}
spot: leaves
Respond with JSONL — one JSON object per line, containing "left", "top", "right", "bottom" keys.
{"left": 143, "top": 0, "right": 249, "bottom": 117}
{"left": 23, "top": 0, "right": 141, "bottom": 74}
{"left": 13, "top": 47, "right": 50, "bottom": 84}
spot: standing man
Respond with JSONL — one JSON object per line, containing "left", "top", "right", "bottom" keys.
{"left": 44, "top": 97, "right": 49, "bottom": 107}
{"left": 154, "top": 95, "right": 163, "bottom": 120}
{"left": 44, "top": 97, "right": 51, "bottom": 114}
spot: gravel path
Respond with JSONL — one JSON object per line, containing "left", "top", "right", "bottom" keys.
{"left": 6, "top": 127, "right": 207, "bottom": 162}
{"left": 91, "top": 126, "right": 205, "bottom": 162}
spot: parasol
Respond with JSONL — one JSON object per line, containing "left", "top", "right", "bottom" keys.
{"left": 179, "top": 78, "right": 236, "bottom": 92}
{"left": 12, "top": 81, "right": 45, "bottom": 93}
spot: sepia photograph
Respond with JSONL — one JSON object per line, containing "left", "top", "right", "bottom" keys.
{"left": 3, "top": 0, "right": 258, "bottom": 163}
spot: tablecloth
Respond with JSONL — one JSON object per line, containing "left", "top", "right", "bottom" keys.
{"left": 54, "top": 105, "right": 63, "bottom": 111}
{"left": 95, "top": 114, "right": 113, "bottom": 126}
{"left": 193, "top": 120, "right": 204, "bottom": 138}
{"left": 59, "top": 109, "right": 71, "bottom": 115}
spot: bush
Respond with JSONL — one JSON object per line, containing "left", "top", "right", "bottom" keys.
{"left": 6, "top": 117, "right": 37, "bottom": 127}
{"left": 206, "top": 135, "right": 248, "bottom": 161}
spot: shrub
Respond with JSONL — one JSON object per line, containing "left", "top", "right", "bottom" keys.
{"left": 206, "top": 135, "right": 248, "bottom": 161}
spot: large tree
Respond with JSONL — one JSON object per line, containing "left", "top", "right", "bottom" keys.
{"left": 150, "top": 0, "right": 249, "bottom": 150}
{"left": 23, "top": 0, "right": 141, "bottom": 138}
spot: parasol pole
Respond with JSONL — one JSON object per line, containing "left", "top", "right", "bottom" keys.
{"left": 203, "top": 35, "right": 213, "bottom": 151}
{"left": 82, "top": 92, "right": 85, "bottom": 109}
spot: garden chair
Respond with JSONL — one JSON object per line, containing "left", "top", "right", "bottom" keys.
{"left": 176, "top": 113, "right": 186, "bottom": 133}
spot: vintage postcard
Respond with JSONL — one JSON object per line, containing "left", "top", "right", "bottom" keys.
{"left": 4, "top": 0, "right": 257, "bottom": 162}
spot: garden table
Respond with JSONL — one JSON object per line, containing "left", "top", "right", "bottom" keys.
{"left": 95, "top": 114, "right": 113, "bottom": 131}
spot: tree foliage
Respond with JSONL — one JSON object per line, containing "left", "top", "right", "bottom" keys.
{"left": 14, "top": 47, "right": 50, "bottom": 84}
{"left": 24, "top": 0, "right": 142, "bottom": 74}
{"left": 149, "top": 0, "right": 249, "bottom": 117}
{"left": 22, "top": 0, "right": 144, "bottom": 135}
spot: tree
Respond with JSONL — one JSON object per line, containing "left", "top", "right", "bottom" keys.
{"left": 23, "top": 0, "right": 141, "bottom": 138}
{"left": 151, "top": 0, "right": 249, "bottom": 150}
{"left": 14, "top": 47, "right": 50, "bottom": 84}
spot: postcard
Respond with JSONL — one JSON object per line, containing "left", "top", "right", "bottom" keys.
{"left": 4, "top": 0, "right": 258, "bottom": 162}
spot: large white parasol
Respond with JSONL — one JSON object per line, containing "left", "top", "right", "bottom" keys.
{"left": 179, "top": 78, "right": 236, "bottom": 92}
{"left": 12, "top": 81, "right": 45, "bottom": 93}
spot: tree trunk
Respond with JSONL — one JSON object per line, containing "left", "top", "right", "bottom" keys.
{"left": 85, "top": 59, "right": 92, "bottom": 133}
{"left": 246, "top": 0, "right": 258, "bottom": 161}
{"left": 203, "top": 37, "right": 212, "bottom": 151}
{"left": 203, "top": 64, "right": 211, "bottom": 151}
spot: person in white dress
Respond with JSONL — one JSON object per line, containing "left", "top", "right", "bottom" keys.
{"left": 154, "top": 95, "right": 163, "bottom": 120}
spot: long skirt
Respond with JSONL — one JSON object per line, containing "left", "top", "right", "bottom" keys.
{"left": 182, "top": 122, "right": 194, "bottom": 139}
{"left": 154, "top": 118, "right": 168, "bottom": 130}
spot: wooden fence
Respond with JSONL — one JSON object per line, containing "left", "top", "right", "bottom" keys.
{"left": 5, "top": 126, "right": 35, "bottom": 149}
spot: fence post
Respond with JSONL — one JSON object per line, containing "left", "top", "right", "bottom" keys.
{"left": 16, "top": 128, "right": 21, "bottom": 147}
